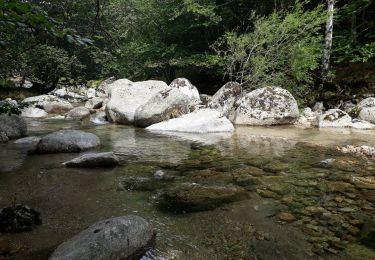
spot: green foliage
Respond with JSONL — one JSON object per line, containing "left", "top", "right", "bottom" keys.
{"left": 0, "top": 100, "right": 25, "bottom": 115}
{"left": 214, "top": 4, "right": 325, "bottom": 97}
{"left": 349, "top": 106, "right": 361, "bottom": 118}
{"left": 22, "top": 45, "right": 85, "bottom": 86}
{"left": 333, "top": 0, "right": 375, "bottom": 63}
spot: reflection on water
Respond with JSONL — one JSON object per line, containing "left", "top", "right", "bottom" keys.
{"left": 0, "top": 119, "right": 374, "bottom": 259}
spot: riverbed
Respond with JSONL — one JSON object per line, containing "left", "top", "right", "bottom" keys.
{"left": 0, "top": 119, "right": 374, "bottom": 259}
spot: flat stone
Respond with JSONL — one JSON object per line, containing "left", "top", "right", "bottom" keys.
{"left": 277, "top": 212, "right": 296, "bottom": 222}
{"left": 63, "top": 152, "right": 119, "bottom": 168}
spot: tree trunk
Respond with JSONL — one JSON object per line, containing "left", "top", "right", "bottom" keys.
{"left": 321, "top": 0, "right": 335, "bottom": 85}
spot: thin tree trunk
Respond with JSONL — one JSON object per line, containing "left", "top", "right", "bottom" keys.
{"left": 321, "top": 0, "right": 335, "bottom": 85}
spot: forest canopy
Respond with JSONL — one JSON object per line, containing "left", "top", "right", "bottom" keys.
{"left": 0, "top": 0, "right": 374, "bottom": 100}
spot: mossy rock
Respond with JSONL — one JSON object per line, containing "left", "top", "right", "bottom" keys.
{"left": 182, "top": 169, "right": 234, "bottom": 185}
{"left": 262, "top": 160, "right": 292, "bottom": 174}
{"left": 234, "top": 175, "right": 263, "bottom": 190}
{"left": 159, "top": 183, "right": 248, "bottom": 212}
{"left": 118, "top": 176, "right": 168, "bottom": 191}
{"left": 86, "top": 79, "right": 104, "bottom": 88}
{"left": 232, "top": 166, "right": 264, "bottom": 177}
{"left": 359, "top": 218, "right": 375, "bottom": 249}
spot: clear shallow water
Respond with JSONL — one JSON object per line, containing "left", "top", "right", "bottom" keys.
{"left": 0, "top": 119, "right": 374, "bottom": 259}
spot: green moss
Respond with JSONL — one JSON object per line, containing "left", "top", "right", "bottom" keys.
{"left": 86, "top": 79, "right": 104, "bottom": 88}
{"left": 349, "top": 106, "right": 361, "bottom": 118}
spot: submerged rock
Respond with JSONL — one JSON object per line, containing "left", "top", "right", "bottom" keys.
{"left": 118, "top": 176, "right": 167, "bottom": 191}
{"left": 36, "top": 130, "right": 100, "bottom": 153}
{"left": 134, "top": 88, "right": 191, "bottom": 127}
{"left": 160, "top": 183, "right": 248, "bottom": 212}
{"left": 319, "top": 158, "right": 335, "bottom": 168}
{"left": 63, "top": 152, "right": 119, "bottom": 168}
{"left": 49, "top": 215, "right": 155, "bottom": 260}
{"left": 0, "top": 114, "right": 27, "bottom": 142}
{"left": 337, "top": 145, "right": 375, "bottom": 157}
{"left": 208, "top": 82, "right": 242, "bottom": 119}
{"left": 106, "top": 79, "right": 169, "bottom": 124}
{"left": 146, "top": 109, "right": 234, "bottom": 133}
{"left": 318, "top": 109, "right": 352, "bottom": 128}
{"left": 0, "top": 205, "right": 41, "bottom": 233}
{"left": 233, "top": 87, "right": 299, "bottom": 125}
{"left": 359, "top": 218, "right": 375, "bottom": 249}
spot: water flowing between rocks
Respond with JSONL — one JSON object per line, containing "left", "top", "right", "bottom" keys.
{"left": 0, "top": 119, "right": 374, "bottom": 259}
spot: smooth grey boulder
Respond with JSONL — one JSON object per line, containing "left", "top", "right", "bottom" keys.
{"left": 14, "top": 136, "right": 42, "bottom": 152}
{"left": 134, "top": 88, "right": 191, "bottom": 127}
{"left": 318, "top": 109, "right": 352, "bottom": 128}
{"left": 233, "top": 87, "right": 299, "bottom": 125}
{"left": 63, "top": 152, "right": 119, "bottom": 168}
{"left": 36, "top": 130, "right": 100, "bottom": 153}
{"left": 14, "top": 136, "right": 41, "bottom": 145}
{"left": 65, "top": 107, "right": 91, "bottom": 120}
{"left": 0, "top": 114, "right": 27, "bottom": 142}
{"left": 358, "top": 97, "right": 375, "bottom": 124}
{"left": 49, "top": 215, "right": 155, "bottom": 260}
{"left": 106, "top": 80, "right": 169, "bottom": 124}
{"left": 208, "top": 82, "right": 242, "bottom": 118}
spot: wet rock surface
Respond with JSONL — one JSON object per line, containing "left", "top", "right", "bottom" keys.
{"left": 63, "top": 152, "right": 119, "bottom": 168}
{"left": 49, "top": 215, "right": 155, "bottom": 260}
{"left": 0, "top": 205, "right": 41, "bottom": 233}
{"left": 159, "top": 183, "right": 248, "bottom": 212}
{"left": 36, "top": 130, "right": 100, "bottom": 153}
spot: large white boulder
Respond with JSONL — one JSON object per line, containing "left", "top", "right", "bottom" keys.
{"left": 22, "top": 95, "right": 73, "bottom": 114}
{"left": 358, "top": 97, "right": 375, "bottom": 124}
{"left": 208, "top": 82, "right": 242, "bottom": 119}
{"left": 105, "top": 79, "right": 169, "bottom": 124}
{"left": 134, "top": 88, "right": 191, "bottom": 127}
{"left": 233, "top": 87, "right": 299, "bottom": 125}
{"left": 169, "top": 78, "right": 200, "bottom": 102}
{"left": 351, "top": 119, "right": 375, "bottom": 130}
{"left": 146, "top": 109, "right": 234, "bottom": 133}
{"left": 318, "top": 109, "right": 352, "bottom": 128}
{"left": 21, "top": 107, "right": 48, "bottom": 118}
